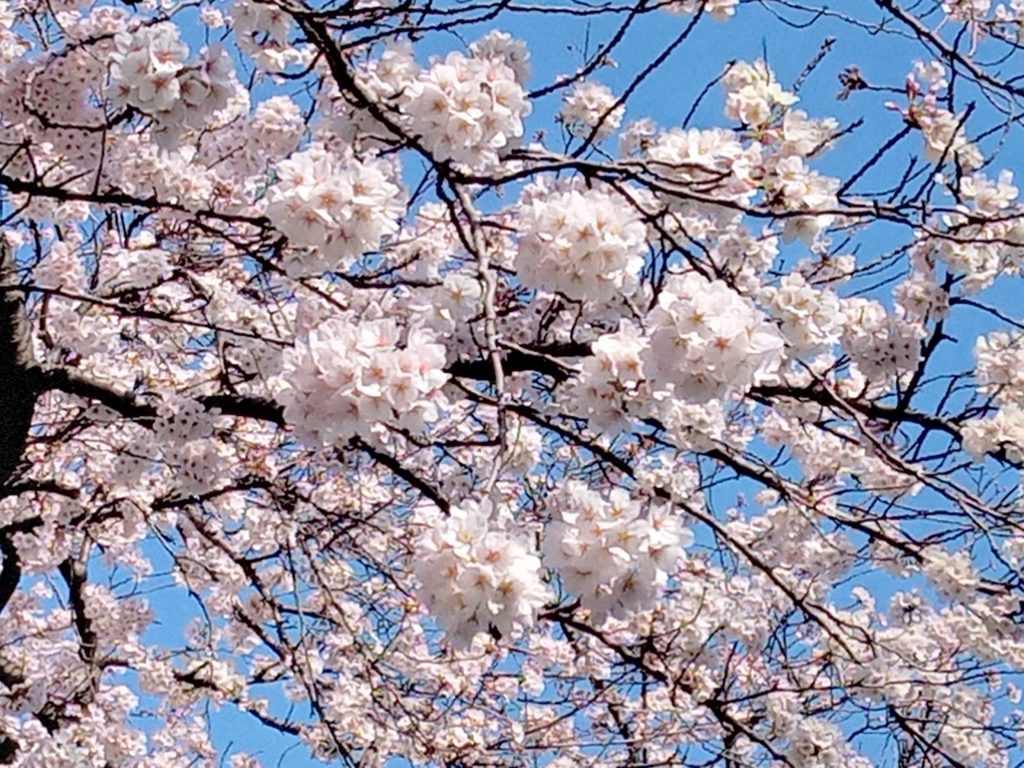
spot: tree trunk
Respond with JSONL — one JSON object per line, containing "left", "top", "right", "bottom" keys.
{"left": 0, "top": 241, "right": 37, "bottom": 489}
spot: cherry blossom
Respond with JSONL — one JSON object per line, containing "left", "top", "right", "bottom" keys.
{"left": 542, "top": 482, "right": 691, "bottom": 622}
{"left": 415, "top": 498, "right": 550, "bottom": 648}
{"left": 557, "top": 80, "right": 625, "bottom": 141}
{"left": 763, "top": 273, "right": 845, "bottom": 354}
{"left": 404, "top": 47, "right": 530, "bottom": 168}
{"left": 515, "top": 182, "right": 647, "bottom": 301}
{"left": 109, "top": 23, "right": 241, "bottom": 149}
{"left": 646, "top": 272, "right": 785, "bottom": 402}
{"left": 723, "top": 59, "right": 799, "bottom": 128}
{"left": 272, "top": 312, "right": 449, "bottom": 445}
{"left": 265, "top": 144, "right": 405, "bottom": 275}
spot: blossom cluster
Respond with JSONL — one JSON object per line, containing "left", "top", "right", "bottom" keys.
{"left": 469, "top": 30, "right": 532, "bottom": 85}
{"left": 762, "top": 273, "right": 845, "bottom": 354}
{"left": 663, "top": 0, "right": 739, "bottom": 19}
{"left": 962, "top": 332, "right": 1024, "bottom": 460}
{"left": 515, "top": 183, "right": 647, "bottom": 301}
{"left": 640, "top": 125, "right": 761, "bottom": 215}
{"left": 840, "top": 298, "right": 924, "bottom": 379}
{"left": 775, "top": 109, "right": 838, "bottom": 157}
{"left": 902, "top": 61, "right": 983, "bottom": 169}
{"left": 229, "top": 0, "right": 304, "bottom": 72}
{"left": 415, "top": 484, "right": 692, "bottom": 645}
{"left": 558, "top": 81, "right": 624, "bottom": 141}
{"left": 108, "top": 23, "right": 239, "bottom": 149}
{"left": 0, "top": 0, "right": 27, "bottom": 64}
{"left": 265, "top": 144, "right": 405, "bottom": 276}
{"left": 568, "top": 274, "right": 784, "bottom": 437}
{"left": 272, "top": 314, "right": 449, "bottom": 446}
{"left": 405, "top": 48, "right": 530, "bottom": 168}
{"left": 646, "top": 273, "right": 785, "bottom": 402}
{"left": 925, "top": 170, "right": 1024, "bottom": 293}
{"left": 572, "top": 321, "right": 647, "bottom": 433}
{"left": 975, "top": 331, "right": 1024, "bottom": 405}
{"left": 723, "top": 60, "right": 798, "bottom": 128}
{"left": 918, "top": 105, "right": 983, "bottom": 168}
{"left": 151, "top": 399, "right": 228, "bottom": 497}
{"left": 767, "top": 155, "right": 839, "bottom": 243}
{"left": 320, "top": 33, "right": 531, "bottom": 168}
{"left": 542, "top": 481, "right": 691, "bottom": 621}
{"left": 0, "top": 32, "right": 110, "bottom": 191}
{"left": 415, "top": 499, "right": 550, "bottom": 648}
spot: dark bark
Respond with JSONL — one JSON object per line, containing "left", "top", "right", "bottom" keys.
{"left": 0, "top": 242, "right": 39, "bottom": 489}
{"left": 0, "top": 534, "right": 19, "bottom": 620}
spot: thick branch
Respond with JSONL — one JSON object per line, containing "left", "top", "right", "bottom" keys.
{"left": 350, "top": 437, "right": 450, "bottom": 514}
{"left": 38, "top": 368, "right": 285, "bottom": 426}
{"left": 0, "top": 242, "right": 38, "bottom": 488}
{"left": 0, "top": 534, "right": 20, "bottom": 621}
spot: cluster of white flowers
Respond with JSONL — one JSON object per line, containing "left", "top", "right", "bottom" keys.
{"left": 658, "top": 397, "right": 729, "bottom": 451}
{"left": 108, "top": 23, "right": 239, "bottom": 149}
{"left": 930, "top": 233, "right": 1000, "bottom": 294}
{"left": 414, "top": 482, "right": 692, "bottom": 642}
{"left": 896, "top": 60, "right": 982, "bottom": 169}
{"left": 502, "top": 413, "right": 545, "bottom": 475}
{"left": 572, "top": 321, "right": 647, "bottom": 433}
{"left": 975, "top": 332, "right": 1024, "bottom": 405}
{"left": 113, "top": 398, "right": 228, "bottom": 497}
{"left": 318, "top": 42, "right": 417, "bottom": 151}
{"left": 542, "top": 482, "right": 691, "bottom": 622}
{"left": 229, "top": 0, "right": 304, "bottom": 71}
{"left": 775, "top": 109, "right": 838, "bottom": 157}
{"left": 265, "top": 145, "right": 405, "bottom": 276}
{"left": 920, "top": 172, "right": 1022, "bottom": 293}
{"left": 994, "top": 0, "right": 1024, "bottom": 24}
{"left": 921, "top": 546, "right": 982, "bottom": 602}
{"left": 941, "top": 0, "right": 993, "bottom": 22}
{"left": 962, "top": 403, "right": 1024, "bottom": 462}
{"left": 415, "top": 499, "right": 550, "bottom": 648}
{"left": 893, "top": 260, "right": 949, "bottom": 322}
{"left": 94, "top": 231, "right": 172, "bottom": 294}
{"left": 960, "top": 170, "right": 1019, "bottom": 214}
{"left": 515, "top": 184, "right": 647, "bottom": 301}
{"left": 762, "top": 273, "right": 845, "bottom": 354}
{"left": 151, "top": 398, "right": 219, "bottom": 446}
{"left": 784, "top": 717, "right": 867, "bottom": 768}
{"left": 469, "top": 30, "right": 532, "bottom": 85}
{"left": 0, "top": 0, "right": 28, "bottom": 64}
{"left": 767, "top": 155, "right": 839, "bottom": 244}
{"left": 405, "top": 49, "right": 530, "bottom": 168}
{"left": 663, "top": 0, "right": 739, "bottom": 19}
{"left": 232, "top": 95, "right": 306, "bottom": 170}
{"left": 840, "top": 298, "right": 924, "bottom": 379}
{"left": 558, "top": 80, "right": 625, "bottom": 141}
{"left": 640, "top": 126, "right": 761, "bottom": 215}
{"left": 109, "top": 24, "right": 187, "bottom": 113}
{"left": 570, "top": 319, "right": 734, "bottom": 448}
{"left": 646, "top": 273, "right": 785, "bottom": 402}
{"left": 437, "top": 271, "right": 484, "bottom": 321}
{"left": 645, "top": 126, "right": 746, "bottom": 181}
{"left": 723, "top": 60, "right": 798, "bottom": 128}
{"left": 918, "top": 105, "right": 983, "bottom": 169}
{"left": 618, "top": 117, "right": 658, "bottom": 157}
{"left": 273, "top": 315, "right": 449, "bottom": 446}
{"left": 708, "top": 225, "right": 779, "bottom": 290}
